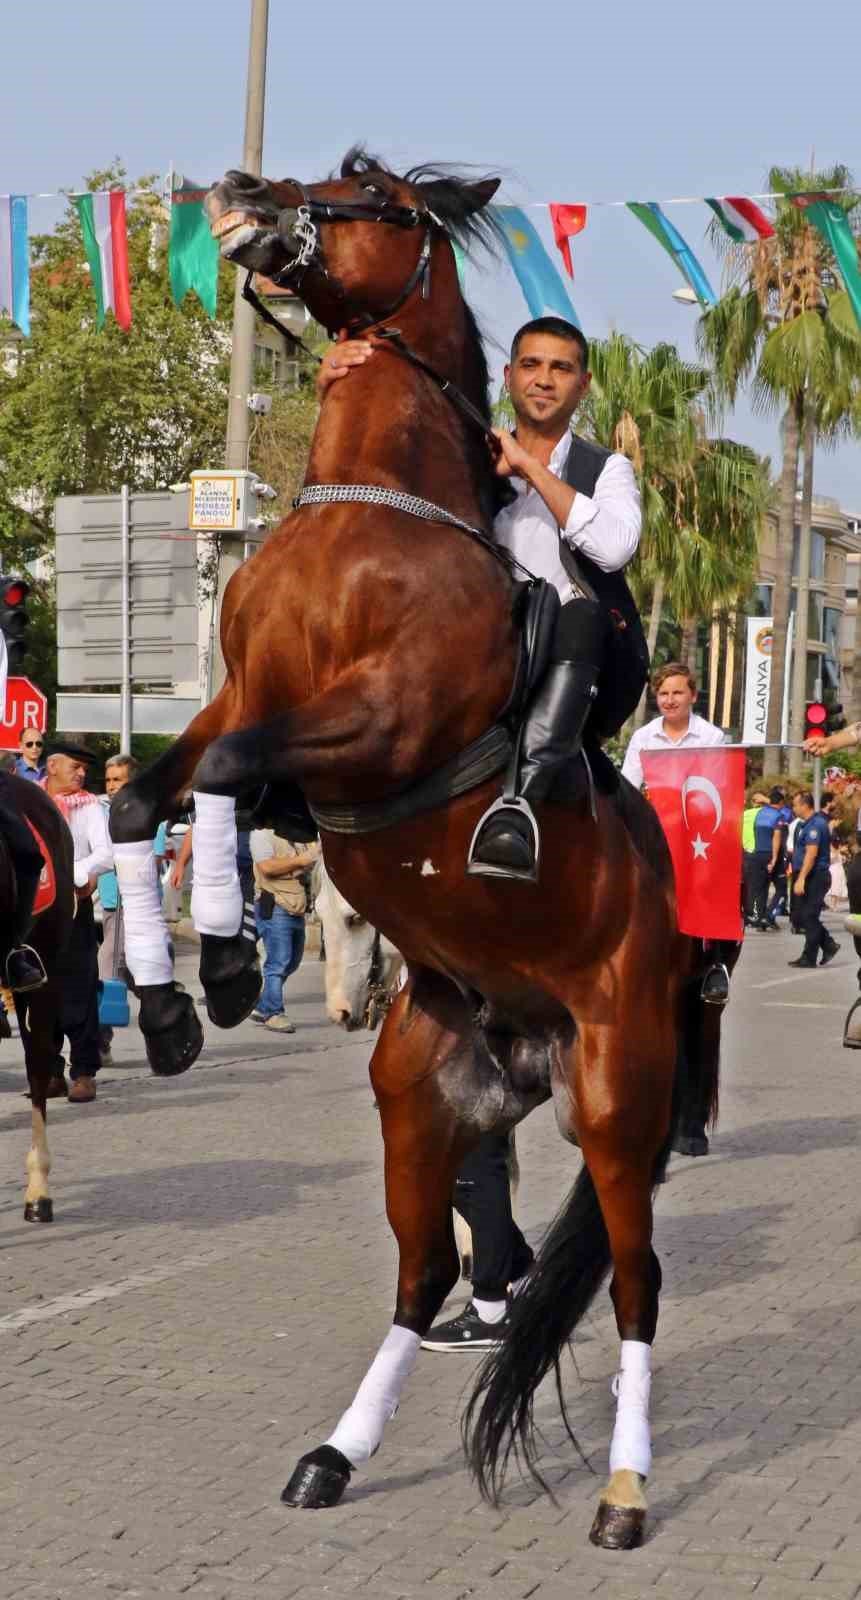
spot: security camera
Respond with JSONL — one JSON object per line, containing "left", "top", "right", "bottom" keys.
{"left": 247, "top": 392, "right": 273, "bottom": 416}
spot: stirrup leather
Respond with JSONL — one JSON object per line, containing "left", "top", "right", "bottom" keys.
{"left": 466, "top": 795, "right": 541, "bottom": 883}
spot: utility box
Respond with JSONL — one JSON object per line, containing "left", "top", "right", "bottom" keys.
{"left": 188, "top": 469, "right": 272, "bottom": 533}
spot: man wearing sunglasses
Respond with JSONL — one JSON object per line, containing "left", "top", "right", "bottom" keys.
{"left": 15, "top": 728, "right": 46, "bottom": 781}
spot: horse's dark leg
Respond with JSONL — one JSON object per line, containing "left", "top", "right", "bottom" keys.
{"left": 110, "top": 693, "right": 241, "bottom": 1072}
{"left": 282, "top": 970, "right": 480, "bottom": 1510}
{"left": 19, "top": 984, "right": 61, "bottom": 1223}
{"left": 843, "top": 852, "right": 861, "bottom": 1047}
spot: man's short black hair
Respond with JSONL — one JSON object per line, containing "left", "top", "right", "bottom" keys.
{"left": 510, "top": 317, "right": 588, "bottom": 370}
{"left": 769, "top": 786, "right": 785, "bottom": 803}
{"left": 796, "top": 791, "right": 815, "bottom": 809}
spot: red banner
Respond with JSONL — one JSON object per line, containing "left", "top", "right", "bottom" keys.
{"left": 641, "top": 747, "right": 745, "bottom": 942}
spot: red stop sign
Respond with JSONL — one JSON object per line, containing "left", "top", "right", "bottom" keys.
{"left": 1, "top": 676, "right": 47, "bottom": 752}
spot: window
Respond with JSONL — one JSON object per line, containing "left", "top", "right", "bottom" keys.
{"left": 791, "top": 528, "right": 825, "bottom": 580}
{"left": 823, "top": 607, "right": 841, "bottom": 657}
{"left": 753, "top": 584, "right": 772, "bottom": 616}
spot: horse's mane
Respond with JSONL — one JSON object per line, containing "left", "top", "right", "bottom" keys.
{"left": 337, "top": 148, "right": 506, "bottom": 522}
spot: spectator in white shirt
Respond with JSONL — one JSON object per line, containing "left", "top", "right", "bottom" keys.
{"left": 316, "top": 315, "right": 648, "bottom": 882}
{"left": 42, "top": 740, "right": 113, "bottom": 1103}
{"left": 622, "top": 660, "right": 726, "bottom": 792}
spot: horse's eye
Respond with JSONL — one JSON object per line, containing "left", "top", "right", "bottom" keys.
{"left": 362, "top": 183, "right": 384, "bottom": 199}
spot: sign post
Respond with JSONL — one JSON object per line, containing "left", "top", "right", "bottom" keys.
{"left": 1, "top": 676, "right": 47, "bottom": 751}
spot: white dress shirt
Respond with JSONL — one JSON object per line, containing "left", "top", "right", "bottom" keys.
{"left": 61, "top": 798, "right": 114, "bottom": 888}
{"left": 622, "top": 712, "right": 726, "bottom": 791}
{"left": 493, "top": 432, "right": 641, "bottom": 596}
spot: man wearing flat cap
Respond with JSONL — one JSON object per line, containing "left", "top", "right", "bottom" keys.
{"left": 42, "top": 739, "right": 113, "bottom": 1103}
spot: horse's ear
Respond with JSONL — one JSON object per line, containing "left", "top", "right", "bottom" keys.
{"left": 463, "top": 178, "right": 501, "bottom": 213}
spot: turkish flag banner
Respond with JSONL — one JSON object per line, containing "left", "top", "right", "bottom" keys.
{"left": 641, "top": 747, "right": 746, "bottom": 942}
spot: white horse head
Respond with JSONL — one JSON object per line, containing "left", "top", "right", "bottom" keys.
{"left": 312, "top": 856, "right": 402, "bottom": 1030}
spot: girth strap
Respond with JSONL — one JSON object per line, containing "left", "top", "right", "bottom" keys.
{"left": 309, "top": 723, "right": 512, "bottom": 836}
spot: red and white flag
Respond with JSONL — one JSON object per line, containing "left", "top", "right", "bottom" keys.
{"left": 641, "top": 747, "right": 745, "bottom": 942}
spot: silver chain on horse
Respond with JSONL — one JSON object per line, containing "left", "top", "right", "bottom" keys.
{"left": 277, "top": 206, "right": 318, "bottom": 278}
{"left": 293, "top": 483, "right": 488, "bottom": 540}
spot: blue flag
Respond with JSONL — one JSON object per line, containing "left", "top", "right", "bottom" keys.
{"left": 0, "top": 195, "right": 30, "bottom": 336}
{"left": 627, "top": 202, "right": 717, "bottom": 308}
{"left": 493, "top": 206, "right": 580, "bottom": 326}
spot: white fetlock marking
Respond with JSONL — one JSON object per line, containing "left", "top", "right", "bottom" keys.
{"left": 190, "top": 792, "right": 242, "bottom": 938}
{"left": 25, "top": 1108, "right": 51, "bottom": 1204}
{"left": 325, "top": 1325, "right": 420, "bottom": 1467}
{"left": 114, "top": 842, "right": 173, "bottom": 987}
{"left": 608, "top": 1339, "right": 652, "bottom": 1478}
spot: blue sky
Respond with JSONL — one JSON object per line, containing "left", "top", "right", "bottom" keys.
{"left": 5, "top": 0, "right": 858, "bottom": 508}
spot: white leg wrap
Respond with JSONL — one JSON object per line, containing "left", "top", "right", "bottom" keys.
{"left": 326, "top": 1325, "right": 420, "bottom": 1467}
{"left": 190, "top": 792, "right": 242, "bottom": 938}
{"left": 114, "top": 842, "right": 173, "bottom": 987}
{"left": 609, "top": 1340, "right": 652, "bottom": 1478}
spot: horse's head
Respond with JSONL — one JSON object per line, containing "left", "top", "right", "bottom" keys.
{"left": 206, "top": 148, "right": 500, "bottom": 332}
{"left": 313, "top": 857, "right": 402, "bottom": 1030}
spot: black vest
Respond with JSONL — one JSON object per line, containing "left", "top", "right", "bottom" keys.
{"left": 560, "top": 434, "right": 650, "bottom": 733}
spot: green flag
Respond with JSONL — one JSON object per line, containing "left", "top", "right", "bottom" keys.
{"left": 169, "top": 176, "right": 219, "bottom": 318}
{"left": 794, "top": 196, "right": 861, "bottom": 330}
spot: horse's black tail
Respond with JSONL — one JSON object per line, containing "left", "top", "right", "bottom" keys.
{"left": 462, "top": 1158, "right": 611, "bottom": 1503}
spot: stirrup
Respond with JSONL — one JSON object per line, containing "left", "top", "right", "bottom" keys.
{"left": 6, "top": 944, "right": 48, "bottom": 993}
{"left": 701, "top": 962, "right": 730, "bottom": 1007}
{"left": 466, "top": 795, "right": 541, "bottom": 883}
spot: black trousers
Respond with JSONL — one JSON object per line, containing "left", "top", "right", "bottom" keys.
{"left": 53, "top": 897, "right": 101, "bottom": 1080}
{"left": 748, "top": 852, "right": 772, "bottom": 923}
{"left": 453, "top": 1133, "right": 533, "bottom": 1301}
{"left": 798, "top": 866, "right": 832, "bottom": 963}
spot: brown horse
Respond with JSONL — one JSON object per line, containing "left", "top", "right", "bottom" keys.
{"left": 1, "top": 776, "right": 75, "bottom": 1222}
{"left": 109, "top": 151, "right": 727, "bottom": 1548}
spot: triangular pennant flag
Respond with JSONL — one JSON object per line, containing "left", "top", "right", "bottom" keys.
{"left": 705, "top": 196, "right": 774, "bottom": 244}
{"left": 627, "top": 201, "right": 717, "bottom": 308}
{"left": 169, "top": 175, "right": 219, "bottom": 318}
{"left": 493, "top": 206, "right": 580, "bottom": 325}
{"left": 0, "top": 195, "right": 30, "bottom": 336}
{"left": 549, "top": 204, "right": 587, "bottom": 278}
{"left": 74, "top": 191, "right": 132, "bottom": 330}
{"left": 792, "top": 194, "right": 861, "bottom": 331}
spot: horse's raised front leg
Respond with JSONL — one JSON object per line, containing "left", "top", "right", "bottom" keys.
{"left": 110, "top": 693, "right": 240, "bottom": 1073}
{"left": 282, "top": 970, "right": 482, "bottom": 1511}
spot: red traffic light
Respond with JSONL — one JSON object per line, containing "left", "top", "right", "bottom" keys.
{"left": 806, "top": 702, "right": 827, "bottom": 727}
{"left": 2, "top": 581, "right": 27, "bottom": 606}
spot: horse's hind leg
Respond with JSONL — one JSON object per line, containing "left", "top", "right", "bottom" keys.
{"left": 282, "top": 970, "right": 484, "bottom": 1510}
{"left": 19, "top": 986, "right": 60, "bottom": 1223}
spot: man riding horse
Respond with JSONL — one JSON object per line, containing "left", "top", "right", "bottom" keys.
{"left": 0, "top": 629, "right": 48, "bottom": 992}
{"left": 319, "top": 316, "right": 648, "bottom": 882}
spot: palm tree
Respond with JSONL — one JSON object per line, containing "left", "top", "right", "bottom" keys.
{"left": 699, "top": 165, "right": 861, "bottom": 766}
{"left": 585, "top": 335, "right": 767, "bottom": 725}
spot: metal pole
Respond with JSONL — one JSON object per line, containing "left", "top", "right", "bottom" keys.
{"left": 813, "top": 673, "right": 823, "bottom": 809}
{"left": 120, "top": 483, "right": 132, "bottom": 749}
{"left": 789, "top": 398, "right": 815, "bottom": 777}
{"left": 213, "top": 0, "right": 269, "bottom": 693}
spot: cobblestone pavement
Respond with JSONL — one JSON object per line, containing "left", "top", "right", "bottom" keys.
{"left": 2, "top": 916, "right": 861, "bottom": 1600}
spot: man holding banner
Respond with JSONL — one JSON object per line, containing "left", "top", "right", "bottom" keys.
{"left": 622, "top": 661, "right": 746, "bottom": 1155}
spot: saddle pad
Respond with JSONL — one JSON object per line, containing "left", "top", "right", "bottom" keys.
{"left": 24, "top": 817, "right": 56, "bottom": 915}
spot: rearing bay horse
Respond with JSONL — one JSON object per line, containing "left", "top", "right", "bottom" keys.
{"left": 110, "top": 150, "right": 727, "bottom": 1549}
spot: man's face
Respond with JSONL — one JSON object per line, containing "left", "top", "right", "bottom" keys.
{"left": 19, "top": 731, "right": 44, "bottom": 766}
{"left": 656, "top": 675, "right": 695, "bottom": 722}
{"left": 47, "top": 754, "right": 88, "bottom": 794}
{"left": 792, "top": 794, "right": 810, "bottom": 819}
{"left": 105, "top": 764, "right": 130, "bottom": 798}
{"left": 504, "top": 334, "right": 590, "bottom": 432}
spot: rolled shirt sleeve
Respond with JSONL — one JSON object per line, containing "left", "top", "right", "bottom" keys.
{"left": 74, "top": 802, "right": 114, "bottom": 887}
{"left": 562, "top": 452, "right": 641, "bottom": 573}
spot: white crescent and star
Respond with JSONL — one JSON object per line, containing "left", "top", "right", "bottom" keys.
{"left": 681, "top": 775, "right": 723, "bottom": 860}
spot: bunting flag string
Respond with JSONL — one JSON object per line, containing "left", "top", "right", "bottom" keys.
{"left": 626, "top": 202, "right": 717, "bottom": 308}
{"left": 705, "top": 196, "right": 774, "bottom": 243}
{"left": 0, "top": 195, "right": 30, "bottom": 335}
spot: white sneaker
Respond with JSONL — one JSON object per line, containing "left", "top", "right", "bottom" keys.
{"left": 264, "top": 1014, "right": 295, "bottom": 1033}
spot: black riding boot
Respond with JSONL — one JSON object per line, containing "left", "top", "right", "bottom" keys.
{"left": 467, "top": 661, "right": 598, "bottom": 883}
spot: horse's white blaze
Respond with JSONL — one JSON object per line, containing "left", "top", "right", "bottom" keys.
{"left": 608, "top": 1339, "right": 652, "bottom": 1478}
{"left": 326, "top": 1324, "right": 420, "bottom": 1466}
{"left": 25, "top": 1107, "right": 50, "bottom": 1204}
{"left": 314, "top": 858, "right": 402, "bottom": 1027}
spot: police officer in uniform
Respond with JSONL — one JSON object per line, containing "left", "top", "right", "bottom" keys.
{"left": 788, "top": 791, "right": 839, "bottom": 969}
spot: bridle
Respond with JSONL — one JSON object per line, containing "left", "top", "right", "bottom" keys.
{"left": 239, "top": 178, "right": 495, "bottom": 444}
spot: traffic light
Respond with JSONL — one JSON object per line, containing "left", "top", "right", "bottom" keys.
{"left": 0, "top": 575, "right": 30, "bottom": 672}
{"left": 826, "top": 701, "right": 846, "bottom": 735}
{"left": 805, "top": 701, "right": 827, "bottom": 741}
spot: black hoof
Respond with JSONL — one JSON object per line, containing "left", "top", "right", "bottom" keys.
{"left": 24, "top": 1197, "right": 53, "bottom": 1223}
{"left": 199, "top": 932, "right": 262, "bottom": 1028}
{"left": 672, "top": 1132, "right": 709, "bottom": 1157}
{"left": 138, "top": 983, "right": 205, "bottom": 1076}
{"left": 589, "top": 1501, "right": 645, "bottom": 1550}
{"left": 281, "top": 1445, "right": 352, "bottom": 1509}
{"left": 844, "top": 996, "right": 861, "bottom": 1049}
